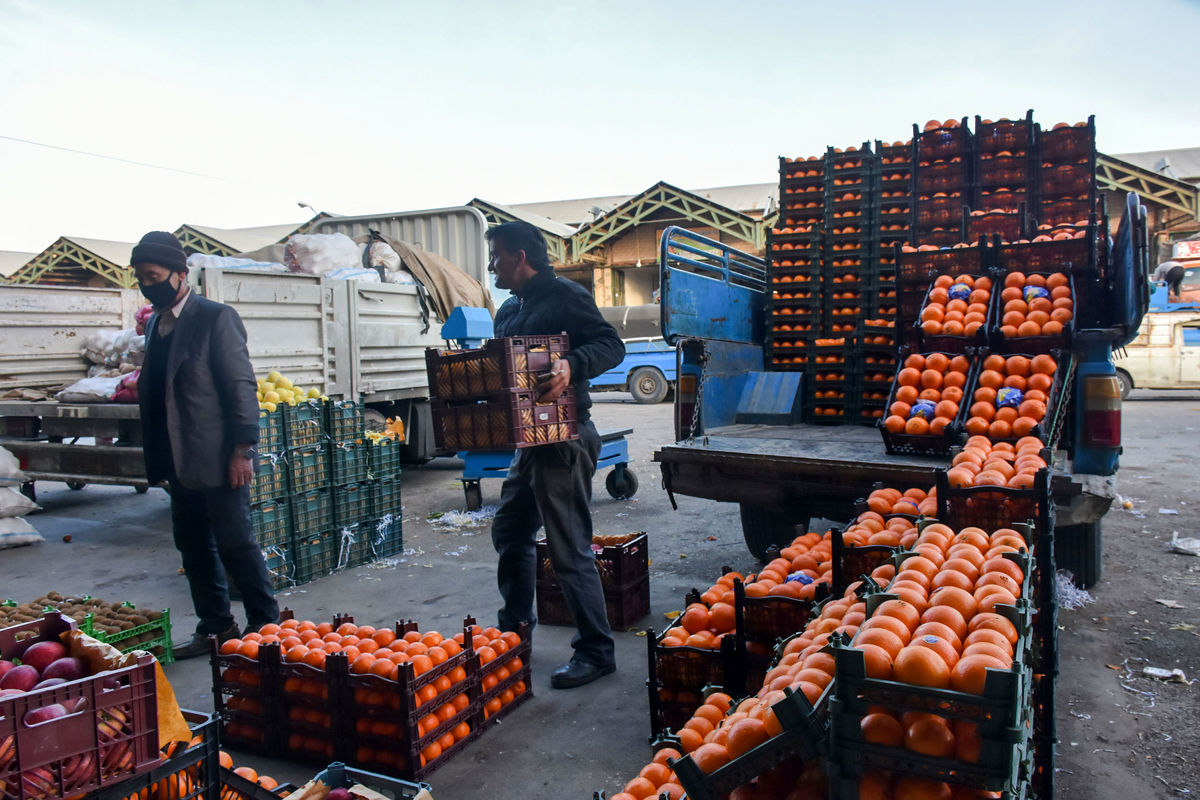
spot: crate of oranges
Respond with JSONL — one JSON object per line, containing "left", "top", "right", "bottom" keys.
{"left": 879, "top": 351, "right": 977, "bottom": 455}
{"left": 827, "top": 523, "right": 1036, "bottom": 795}
{"left": 990, "top": 270, "right": 1074, "bottom": 354}
{"left": 939, "top": 439, "right": 1053, "bottom": 533}
{"left": 915, "top": 273, "right": 997, "bottom": 354}
{"left": 959, "top": 352, "right": 1067, "bottom": 446}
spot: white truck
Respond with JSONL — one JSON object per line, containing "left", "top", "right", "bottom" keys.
{"left": 1112, "top": 285, "right": 1200, "bottom": 396}
{"left": 0, "top": 206, "right": 494, "bottom": 496}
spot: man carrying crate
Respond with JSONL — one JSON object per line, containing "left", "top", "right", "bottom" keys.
{"left": 486, "top": 221, "right": 625, "bottom": 689}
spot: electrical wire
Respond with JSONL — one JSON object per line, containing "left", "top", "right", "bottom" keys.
{"left": 0, "top": 134, "right": 230, "bottom": 180}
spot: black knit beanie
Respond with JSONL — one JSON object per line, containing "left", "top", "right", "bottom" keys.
{"left": 131, "top": 231, "right": 188, "bottom": 273}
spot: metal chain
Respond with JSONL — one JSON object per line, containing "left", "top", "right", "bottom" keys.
{"left": 687, "top": 344, "right": 708, "bottom": 443}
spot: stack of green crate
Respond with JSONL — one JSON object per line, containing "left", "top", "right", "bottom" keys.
{"left": 327, "top": 401, "right": 371, "bottom": 570}
{"left": 251, "top": 408, "right": 293, "bottom": 590}
{"left": 284, "top": 400, "right": 334, "bottom": 585}
{"left": 354, "top": 431, "right": 404, "bottom": 566}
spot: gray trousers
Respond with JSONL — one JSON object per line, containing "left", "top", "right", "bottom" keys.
{"left": 491, "top": 421, "right": 615, "bottom": 667}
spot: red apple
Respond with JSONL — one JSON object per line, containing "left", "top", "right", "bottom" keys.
{"left": 31, "top": 678, "right": 67, "bottom": 691}
{"left": 0, "top": 661, "right": 15, "bottom": 681}
{"left": 19, "top": 642, "right": 67, "bottom": 673}
{"left": 41, "top": 657, "right": 85, "bottom": 682}
{"left": 0, "top": 665, "right": 39, "bottom": 693}
{"left": 23, "top": 703, "right": 67, "bottom": 726}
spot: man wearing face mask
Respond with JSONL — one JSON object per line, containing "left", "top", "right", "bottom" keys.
{"left": 133, "top": 231, "right": 279, "bottom": 659}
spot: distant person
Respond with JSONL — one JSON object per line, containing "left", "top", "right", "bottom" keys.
{"left": 1153, "top": 260, "right": 1185, "bottom": 300}
{"left": 132, "top": 231, "right": 279, "bottom": 659}
{"left": 486, "top": 221, "right": 625, "bottom": 689}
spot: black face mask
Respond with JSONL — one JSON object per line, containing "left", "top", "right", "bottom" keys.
{"left": 140, "top": 274, "right": 180, "bottom": 309}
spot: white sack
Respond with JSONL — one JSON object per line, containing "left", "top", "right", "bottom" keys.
{"left": 0, "top": 487, "right": 39, "bottom": 518}
{"left": 285, "top": 233, "right": 361, "bottom": 275}
{"left": 0, "top": 446, "right": 24, "bottom": 483}
{"left": 324, "top": 267, "right": 381, "bottom": 283}
{"left": 0, "top": 516, "right": 43, "bottom": 549}
{"left": 56, "top": 375, "right": 124, "bottom": 403}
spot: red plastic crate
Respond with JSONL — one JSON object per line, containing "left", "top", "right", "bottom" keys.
{"left": 0, "top": 614, "right": 159, "bottom": 800}
{"left": 426, "top": 335, "right": 569, "bottom": 401}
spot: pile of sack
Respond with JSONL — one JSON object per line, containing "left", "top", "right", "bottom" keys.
{"left": 0, "top": 447, "right": 41, "bottom": 550}
{"left": 55, "top": 309, "right": 149, "bottom": 404}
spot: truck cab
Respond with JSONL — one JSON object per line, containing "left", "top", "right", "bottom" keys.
{"left": 1113, "top": 283, "right": 1200, "bottom": 396}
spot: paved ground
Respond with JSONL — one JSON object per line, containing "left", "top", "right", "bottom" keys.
{"left": 3, "top": 389, "right": 1198, "bottom": 799}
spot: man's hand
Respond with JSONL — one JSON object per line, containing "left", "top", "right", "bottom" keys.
{"left": 229, "top": 451, "right": 254, "bottom": 489}
{"left": 537, "top": 358, "right": 571, "bottom": 402}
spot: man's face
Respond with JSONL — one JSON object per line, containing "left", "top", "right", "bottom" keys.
{"left": 133, "top": 263, "right": 176, "bottom": 291}
{"left": 488, "top": 240, "right": 522, "bottom": 291}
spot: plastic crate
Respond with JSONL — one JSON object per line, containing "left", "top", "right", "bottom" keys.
{"left": 914, "top": 119, "right": 971, "bottom": 159}
{"left": 325, "top": 401, "right": 365, "bottom": 444}
{"left": 289, "top": 445, "right": 329, "bottom": 494}
{"left": 1037, "top": 117, "right": 1095, "bottom": 162}
{"left": 991, "top": 229, "right": 1096, "bottom": 276}
{"left": 0, "top": 613, "right": 160, "bottom": 800}
{"left": 291, "top": 530, "right": 338, "bottom": 585}
{"left": 289, "top": 762, "right": 431, "bottom": 800}
{"left": 975, "top": 112, "right": 1035, "bottom": 154}
{"left": 914, "top": 160, "right": 972, "bottom": 196}
{"left": 257, "top": 409, "right": 285, "bottom": 455}
{"left": 367, "top": 438, "right": 402, "bottom": 479}
{"left": 426, "top": 334, "right": 570, "bottom": 401}
{"left": 291, "top": 490, "right": 332, "bottom": 537}
{"left": 82, "top": 606, "right": 174, "bottom": 665}
{"left": 341, "top": 516, "right": 405, "bottom": 568}
{"left": 937, "top": 468, "right": 1051, "bottom": 533}
{"left": 371, "top": 477, "right": 402, "bottom": 519}
{"left": 330, "top": 441, "right": 369, "bottom": 486}
{"left": 896, "top": 242, "right": 988, "bottom": 286}
{"left": 958, "top": 349, "right": 1070, "bottom": 447}
{"left": 277, "top": 654, "right": 343, "bottom": 767}
{"left": 648, "top": 626, "right": 742, "bottom": 694}
{"left": 210, "top": 638, "right": 280, "bottom": 755}
{"left": 733, "top": 578, "right": 818, "bottom": 645}
{"left": 914, "top": 273, "right": 997, "bottom": 354}
{"left": 536, "top": 576, "right": 649, "bottom": 630}
{"left": 87, "top": 710, "right": 219, "bottom": 800}
{"left": 432, "top": 387, "right": 579, "bottom": 451}
{"left": 252, "top": 498, "right": 292, "bottom": 550}
{"left": 535, "top": 532, "right": 648, "bottom": 590}
{"left": 989, "top": 272, "right": 1075, "bottom": 355}
{"left": 250, "top": 452, "right": 290, "bottom": 505}
{"left": 283, "top": 400, "right": 327, "bottom": 450}
{"left": 966, "top": 209, "right": 1027, "bottom": 242}
{"left": 877, "top": 351, "right": 978, "bottom": 456}
{"left": 332, "top": 483, "right": 372, "bottom": 530}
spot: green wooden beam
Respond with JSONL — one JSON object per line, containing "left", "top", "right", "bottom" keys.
{"left": 173, "top": 226, "right": 235, "bottom": 256}
{"left": 2, "top": 238, "right": 134, "bottom": 288}
{"left": 468, "top": 199, "right": 569, "bottom": 265}
{"left": 571, "top": 182, "right": 760, "bottom": 258}
{"left": 1097, "top": 154, "right": 1199, "bottom": 222}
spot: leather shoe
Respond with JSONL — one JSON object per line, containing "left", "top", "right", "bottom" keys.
{"left": 172, "top": 622, "right": 239, "bottom": 660}
{"left": 550, "top": 657, "right": 615, "bottom": 690}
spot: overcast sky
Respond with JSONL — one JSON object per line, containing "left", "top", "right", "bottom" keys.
{"left": 2, "top": 0, "right": 1198, "bottom": 253}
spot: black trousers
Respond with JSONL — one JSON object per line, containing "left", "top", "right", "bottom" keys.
{"left": 170, "top": 480, "right": 279, "bottom": 635}
{"left": 491, "top": 421, "right": 615, "bottom": 667}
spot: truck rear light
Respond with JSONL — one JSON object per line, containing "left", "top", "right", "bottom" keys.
{"left": 675, "top": 373, "right": 697, "bottom": 441}
{"left": 1082, "top": 375, "right": 1121, "bottom": 447}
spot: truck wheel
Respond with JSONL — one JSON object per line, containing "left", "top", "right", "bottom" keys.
{"left": 606, "top": 467, "right": 638, "bottom": 500}
{"left": 629, "top": 367, "right": 669, "bottom": 404}
{"left": 1055, "top": 520, "right": 1102, "bottom": 588}
{"left": 66, "top": 480, "right": 87, "bottom": 491}
{"left": 739, "top": 504, "right": 808, "bottom": 561}
{"left": 135, "top": 485, "right": 149, "bottom": 494}
{"left": 1115, "top": 368, "right": 1133, "bottom": 399}
{"left": 20, "top": 482, "right": 36, "bottom": 503}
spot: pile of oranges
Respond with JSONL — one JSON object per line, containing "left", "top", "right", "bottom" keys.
{"left": 862, "top": 486, "right": 937, "bottom": 519}
{"left": 995, "top": 271, "right": 1073, "bottom": 341}
{"left": 218, "top": 752, "right": 284, "bottom": 799}
{"left": 882, "top": 352, "right": 973, "bottom": 436}
{"left": 945, "top": 435, "right": 1048, "bottom": 490}
{"left": 961, "top": 354, "right": 1058, "bottom": 440}
{"left": 918, "top": 274, "right": 992, "bottom": 338}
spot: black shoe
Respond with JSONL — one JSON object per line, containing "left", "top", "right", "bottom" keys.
{"left": 172, "top": 622, "right": 239, "bottom": 660}
{"left": 550, "top": 657, "right": 615, "bottom": 690}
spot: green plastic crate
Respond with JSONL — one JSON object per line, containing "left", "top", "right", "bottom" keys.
{"left": 83, "top": 607, "right": 174, "bottom": 664}
{"left": 252, "top": 498, "right": 292, "bottom": 550}
{"left": 333, "top": 482, "right": 372, "bottom": 529}
{"left": 371, "top": 476, "right": 402, "bottom": 519}
{"left": 290, "top": 445, "right": 329, "bottom": 493}
{"left": 345, "top": 516, "right": 404, "bottom": 567}
{"left": 330, "top": 441, "right": 369, "bottom": 486}
{"left": 258, "top": 408, "right": 286, "bottom": 454}
{"left": 251, "top": 452, "right": 290, "bottom": 504}
{"left": 326, "top": 400, "right": 365, "bottom": 443}
{"left": 291, "top": 489, "right": 332, "bottom": 536}
{"left": 291, "top": 530, "right": 337, "bottom": 585}
{"left": 262, "top": 543, "right": 294, "bottom": 591}
{"left": 284, "top": 400, "right": 327, "bottom": 449}
{"left": 367, "top": 438, "right": 402, "bottom": 479}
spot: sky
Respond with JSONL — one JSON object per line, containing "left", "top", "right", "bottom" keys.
{"left": 2, "top": 0, "right": 1198, "bottom": 254}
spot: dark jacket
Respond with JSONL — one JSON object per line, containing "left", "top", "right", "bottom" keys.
{"left": 493, "top": 271, "right": 624, "bottom": 420}
{"left": 138, "top": 293, "right": 260, "bottom": 489}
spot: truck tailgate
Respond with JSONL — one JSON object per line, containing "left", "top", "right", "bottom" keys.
{"left": 654, "top": 423, "right": 945, "bottom": 518}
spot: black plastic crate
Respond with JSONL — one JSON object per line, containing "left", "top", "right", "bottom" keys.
{"left": 1036, "top": 116, "right": 1095, "bottom": 163}
{"left": 732, "top": 578, "right": 819, "bottom": 645}
{"left": 426, "top": 334, "right": 570, "bottom": 400}
{"left": 284, "top": 400, "right": 327, "bottom": 450}
{"left": 432, "top": 387, "right": 579, "bottom": 451}
{"left": 991, "top": 228, "right": 1096, "bottom": 276}
{"left": 258, "top": 408, "right": 285, "bottom": 455}
{"left": 896, "top": 242, "right": 989, "bottom": 286}
{"left": 291, "top": 489, "right": 333, "bottom": 536}
{"left": 251, "top": 452, "right": 290, "bottom": 504}
{"left": 914, "top": 272, "right": 997, "bottom": 354}
{"left": 252, "top": 498, "right": 292, "bottom": 550}
{"left": 330, "top": 441, "right": 370, "bottom": 486}
{"left": 326, "top": 401, "right": 365, "bottom": 443}
{"left": 289, "top": 445, "right": 329, "bottom": 494}
{"left": 367, "top": 438, "right": 402, "bottom": 479}
{"left": 937, "top": 467, "right": 1052, "bottom": 533}
{"left": 536, "top": 532, "right": 648, "bottom": 589}
{"left": 989, "top": 272, "right": 1075, "bottom": 355}
{"left": 913, "top": 194, "right": 968, "bottom": 230}
{"left": 966, "top": 208, "right": 1030, "bottom": 243}
{"left": 914, "top": 118, "right": 972, "bottom": 159}
{"left": 1037, "top": 197, "right": 1093, "bottom": 227}
{"left": 537, "top": 576, "right": 649, "bottom": 630}
{"left": 959, "top": 349, "right": 1070, "bottom": 447}
{"left": 877, "top": 350, "right": 978, "bottom": 456}
{"left": 914, "top": 158, "right": 972, "bottom": 196}
{"left": 975, "top": 111, "right": 1035, "bottom": 154}
{"left": 88, "top": 710, "right": 221, "bottom": 800}
{"left": 333, "top": 482, "right": 372, "bottom": 529}
{"left": 648, "top": 626, "right": 742, "bottom": 694}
